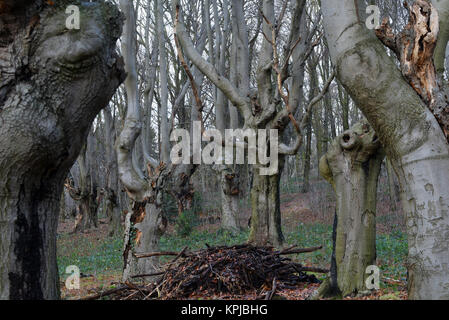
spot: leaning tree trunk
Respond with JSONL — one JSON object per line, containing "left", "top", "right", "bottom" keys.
{"left": 0, "top": 0, "right": 124, "bottom": 299}
{"left": 321, "top": 0, "right": 449, "bottom": 299}
{"left": 317, "top": 121, "right": 385, "bottom": 298}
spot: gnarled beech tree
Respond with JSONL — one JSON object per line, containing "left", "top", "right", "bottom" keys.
{"left": 117, "top": 0, "right": 202, "bottom": 280}
{"left": 175, "top": 0, "right": 334, "bottom": 247}
{"left": 117, "top": 0, "right": 163, "bottom": 281}
{"left": 317, "top": 120, "right": 384, "bottom": 298}
{"left": 0, "top": 0, "right": 124, "bottom": 299}
{"left": 321, "top": 0, "right": 449, "bottom": 299}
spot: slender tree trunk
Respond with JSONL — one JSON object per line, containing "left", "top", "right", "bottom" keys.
{"left": 104, "top": 108, "right": 121, "bottom": 237}
{"left": 301, "top": 118, "right": 312, "bottom": 193}
{"left": 157, "top": 0, "right": 170, "bottom": 164}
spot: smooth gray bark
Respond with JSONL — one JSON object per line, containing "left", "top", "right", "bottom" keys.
{"left": 321, "top": 0, "right": 449, "bottom": 299}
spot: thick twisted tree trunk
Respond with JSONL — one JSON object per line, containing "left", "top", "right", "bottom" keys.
{"left": 248, "top": 158, "right": 285, "bottom": 247}
{"left": 321, "top": 0, "right": 449, "bottom": 299}
{"left": 0, "top": 1, "right": 124, "bottom": 299}
{"left": 317, "top": 121, "right": 384, "bottom": 298}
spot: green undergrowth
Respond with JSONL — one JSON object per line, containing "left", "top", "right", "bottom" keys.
{"left": 57, "top": 233, "right": 123, "bottom": 278}
{"left": 57, "top": 223, "right": 408, "bottom": 291}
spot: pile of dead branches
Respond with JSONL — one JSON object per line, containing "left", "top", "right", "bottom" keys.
{"left": 83, "top": 244, "right": 327, "bottom": 300}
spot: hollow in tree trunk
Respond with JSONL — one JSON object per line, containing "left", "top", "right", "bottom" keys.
{"left": 317, "top": 120, "right": 385, "bottom": 298}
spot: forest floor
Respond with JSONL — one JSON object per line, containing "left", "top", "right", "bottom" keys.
{"left": 57, "top": 190, "right": 408, "bottom": 300}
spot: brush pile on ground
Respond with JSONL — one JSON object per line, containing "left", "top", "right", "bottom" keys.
{"left": 84, "top": 244, "right": 327, "bottom": 300}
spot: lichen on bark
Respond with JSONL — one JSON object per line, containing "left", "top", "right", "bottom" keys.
{"left": 317, "top": 120, "right": 385, "bottom": 298}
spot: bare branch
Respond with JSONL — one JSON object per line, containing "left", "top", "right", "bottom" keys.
{"left": 279, "top": 69, "right": 335, "bottom": 156}
{"left": 174, "top": 1, "right": 252, "bottom": 121}
{"left": 300, "top": 69, "right": 336, "bottom": 131}
{"left": 174, "top": 6, "right": 205, "bottom": 132}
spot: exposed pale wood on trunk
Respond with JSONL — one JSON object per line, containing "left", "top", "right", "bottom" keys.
{"left": 376, "top": 0, "right": 449, "bottom": 139}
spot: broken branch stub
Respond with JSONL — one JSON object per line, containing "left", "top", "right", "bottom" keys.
{"left": 318, "top": 120, "right": 385, "bottom": 298}
{"left": 375, "top": 0, "right": 449, "bottom": 140}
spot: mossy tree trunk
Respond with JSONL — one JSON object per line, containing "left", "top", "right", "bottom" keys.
{"left": 248, "top": 158, "right": 285, "bottom": 248}
{"left": 318, "top": 120, "right": 385, "bottom": 298}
